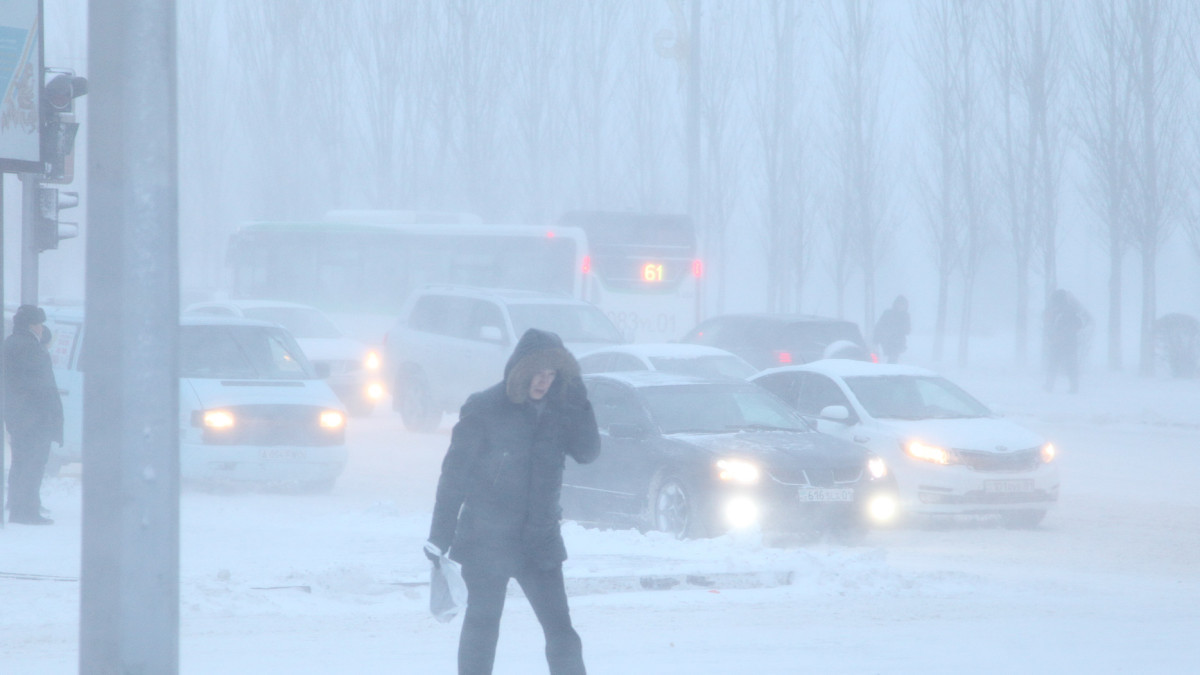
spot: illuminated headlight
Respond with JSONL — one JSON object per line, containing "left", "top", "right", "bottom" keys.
{"left": 867, "top": 494, "right": 898, "bottom": 523}
{"left": 364, "top": 351, "right": 382, "bottom": 371}
{"left": 1040, "top": 442, "right": 1057, "bottom": 463}
{"left": 723, "top": 497, "right": 760, "bottom": 529}
{"left": 366, "top": 381, "right": 386, "bottom": 401}
{"left": 320, "top": 410, "right": 346, "bottom": 430}
{"left": 715, "top": 458, "right": 760, "bottom": 484}
{"left": 203, "top": 410, "right": 235, "bottom": 430}
{"left": 905, "top": 440, "right": 954, "bottom": 465}
{"left": 867, "top": 456, "right": 888, "bottom": 479}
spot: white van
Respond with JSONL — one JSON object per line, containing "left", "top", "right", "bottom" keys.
{"left": 36, "top": 307, "right": 348, "bottom": 490}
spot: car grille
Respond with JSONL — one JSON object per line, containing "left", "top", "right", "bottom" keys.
{"left": 767, "top": 466, "right": 863, "bottom": 487}
{"left": 955, "top": 447, "right": 1040, "bottom": 472}
{"left": 199, "top": 405, "right": 343, "bottom": 446}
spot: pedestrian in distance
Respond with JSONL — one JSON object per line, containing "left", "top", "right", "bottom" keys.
{"left": 3, "top": 305, "right": 64, "bottom": 525}
{"left": 1044, "top": 289, "right": 1086, "bottom": 393}
{"left": 425, "top": 328, "right": 600, "bottom": 675}
{"left": 874, "top": 295, "right": 911, "bottom": 364}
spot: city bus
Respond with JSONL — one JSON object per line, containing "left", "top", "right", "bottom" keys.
{"left": 223, "top": 210, "right": 701, "bottom": 343}
{"left": 560, "top": 210, "right": 701, "bottom": 343}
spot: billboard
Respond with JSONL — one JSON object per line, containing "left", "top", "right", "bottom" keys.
{"left": 0, "top": 0, "right": 43, "bottom": 173}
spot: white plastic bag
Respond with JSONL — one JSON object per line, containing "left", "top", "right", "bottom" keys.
{"left": 429, "top": 555, "right": 468, "bottom": 623}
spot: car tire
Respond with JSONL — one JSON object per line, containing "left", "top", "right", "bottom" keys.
{"left": 1000, "top": 509, "right": 1047, "bottom": 529}
{"left": 396, "top": 367, "right": 441, "bottom": 433}
{"left": 646, "top": 472, "right": 707, "bottom": 539}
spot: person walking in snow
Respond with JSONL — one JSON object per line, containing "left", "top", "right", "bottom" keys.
{"left": 425, "top": 328, "right": 600, "bottom": 675}
{"left": 1044, "top": 289, "right": 1085, "bottom": 393}
{"left": 3, "top": 305, "right": 63, "bottom": 525}
{"left": 873, "top": 295, "right": 911, "bottom": 364}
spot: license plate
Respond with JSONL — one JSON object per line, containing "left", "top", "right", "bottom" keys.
{"left": 798, "top": 488, "right": 854, "bottom": 503}
{"left": 260, "top": 448, "right": 307, "bottom": 461}
{"left": 984, "top": 479, "right": 1034, "bottom": 493}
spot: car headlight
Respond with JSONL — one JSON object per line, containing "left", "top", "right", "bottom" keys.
{"left": 364, "top": 350, "right": 382, "bottom": 371}
{"left": 867, "top": 456, "right": 888, "bottom": 479}
{"left": 1040, "top": 442, "right": 1056, "bottom": 463}
{"left": 320, "top": 410, "right": 346, "bottom": 430}
{"left": 904, "top": 440, "right": 954, "bottom": 465}
{"left": 366, "top": 381, "right": 386, "bottom": 401}
{"left": 715, "top": 458, "right": 760, "bottom": 484}
{"left": 203, "top": 410, "right": 235, "bottom": 430}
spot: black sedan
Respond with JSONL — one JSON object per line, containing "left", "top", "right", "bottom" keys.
{"left": 562, "top": 372, "right": 898, "bottom": 539}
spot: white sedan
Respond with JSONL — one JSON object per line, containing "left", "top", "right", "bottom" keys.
{"left": 578, "top": 343, "right": 758, "bottom": 379}
{"left": 751, "top": 360, "right": 1059, "bottom": 527}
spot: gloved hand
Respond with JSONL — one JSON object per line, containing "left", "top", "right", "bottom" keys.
{"left": 423, "top": 541, "right": 443, "bottom": 568}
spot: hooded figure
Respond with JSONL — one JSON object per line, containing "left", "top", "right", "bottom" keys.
{"left": 4, "top": 305, "right": 64, "bottom": 525}
{"left": 426, "top": 328, "right": 600, "bottom": 675}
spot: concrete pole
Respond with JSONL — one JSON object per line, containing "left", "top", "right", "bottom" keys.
{"left": 80, "top": 1, "right": 179, "bottom": 672}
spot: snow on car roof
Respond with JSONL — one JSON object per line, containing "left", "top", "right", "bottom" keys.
{"left": 582, "top": 343, "right": 744, "bottom": 359}
{"left": 755, "top": 359, "right": 936, "bottom": 379}
{"left": 186, "top": 299, "right": 318, "bottom": 311}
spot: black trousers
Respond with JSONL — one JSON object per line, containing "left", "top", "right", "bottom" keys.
{"left": 7, "top": 432, "right": 51, "bottom": 519}
{"left": 458, "top": 561, "right": 584, "bottom": 675}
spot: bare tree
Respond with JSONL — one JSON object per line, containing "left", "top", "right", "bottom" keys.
{"left": 751, "top": 0, "right": 814, "bottom": 313}
{"left": 1073, "top": 0, "right": 1134, "bottom": 371}
{"left": 448, "top": 0, "right": 508, "bottom": 219}
{"left": 1126, "top": 0, "right": 1187, "bottom": 376}
{"left": 822, "top": 0, "right": 893, "bottom": 332}
{"left": 568, "top": 0, "right": 628, "bottom": 209}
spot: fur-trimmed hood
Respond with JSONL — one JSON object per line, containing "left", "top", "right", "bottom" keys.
{"left": 504, "top": 328, "right": 581, "bottom": 404}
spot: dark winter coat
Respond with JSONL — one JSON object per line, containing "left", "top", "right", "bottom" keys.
{"left": 874, "top": 308, "right": 911, "bottom": 357}
{"left": 428, "top": 328, "right": 601, "bottom": 575}
{"left": 3, "top": 328, "right": 64, "bottom": 443}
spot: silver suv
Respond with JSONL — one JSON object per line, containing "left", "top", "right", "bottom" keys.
{"left": 383, "top": 286, "right": 624, "bottom": 431}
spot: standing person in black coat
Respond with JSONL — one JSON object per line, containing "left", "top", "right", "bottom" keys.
{"left": 874, "top": 295, "right": 911, "bottom": 364}
{"left": 3, "top": 305, "right": 64, "bottom": 525}
{"left": 1044, "top": 289, "right": 1085, "bottom": 393}
{"left": 425, "top": 328, "right": 600, "bottom": 675}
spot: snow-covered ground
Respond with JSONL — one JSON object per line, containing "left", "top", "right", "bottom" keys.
{"left": 3, "top": 345, "right": 1200, "bottom": 673}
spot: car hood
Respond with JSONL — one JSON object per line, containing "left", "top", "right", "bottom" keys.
{"left": 183, "top": 377, "right": 343, "bottom": 410}
{"left": 565, "top": 341, "right": 621, "bottom": 358}
{"left": 876, "top": 417, "right": 1044, "bottom": 452}
{"left": 294, "top": 337, "right": 366, "bottom": 362}
{"left": 666, "top": 430, "right": 867, "bottom": 469}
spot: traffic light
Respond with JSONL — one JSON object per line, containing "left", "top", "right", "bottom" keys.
{"left": 36, "top": 187, "right": 80, "bottom": 251}
{"left": 42, "top": 71, "right": 88, "bottom": 184}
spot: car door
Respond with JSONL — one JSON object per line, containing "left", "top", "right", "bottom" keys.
{"left": 563, "top": 381, "right": 656, "bottom": 526}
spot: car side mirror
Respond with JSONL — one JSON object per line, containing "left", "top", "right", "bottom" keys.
{"left": 314, "top": 362, "right": 331, "bottom": 379}
{"left": 608, "top": 422, "right": 649, "bottom": 439}
{"left": 479, "top": 325, "right": 504, "bottom": 342}
{"left": 819, "top": 405, "right": 852, "bottom": 423}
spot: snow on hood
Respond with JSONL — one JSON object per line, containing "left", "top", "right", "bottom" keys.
{"left": 667, "top": 429, "right": 867, "bottom": 469}
{"left": 184, "top": 377, "right": 343, "bottom": 410}
{"left": 876, "top": 416, "right": 1044, "bottom": 452}
{"left": 294, "top": 337, "right": 368, "bottom": 363}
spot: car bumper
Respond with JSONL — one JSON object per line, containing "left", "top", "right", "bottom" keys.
{"left": 710, "top": 478, "right": 899, "bottom": 534}
{"left": 894, "top": 461, "right": 1060, "bottom": 515}
{"left": 181, "top": 442, "right": 348, "bottom": 485}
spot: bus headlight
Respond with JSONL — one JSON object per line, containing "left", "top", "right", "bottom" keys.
{"left": 715, "top": 458, "right": 760, "bottom": 484}
{"left": 364, "top": 350, "right": 382, "bottom": 371}
{"left": 203, "top": 410, "right": 235, "bottom": 430}
{"left": 320, "top": 410, "right": 346, "bottom": 430}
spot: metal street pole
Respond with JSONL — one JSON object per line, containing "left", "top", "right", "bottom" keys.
{"left": 19, "top": 174, "right": 39, "bottom": 303}
{"left": 80, "top": 1, "right": 179, "bottom": 672}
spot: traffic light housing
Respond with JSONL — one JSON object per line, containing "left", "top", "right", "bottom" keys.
{"left": 36, "top": 187, "right": 80, "bottom": 251}
{"left": 42, "top": 72, "right": 88, "bottom": 184}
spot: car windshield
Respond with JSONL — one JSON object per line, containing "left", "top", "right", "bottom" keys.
{"left": 508, "top": 304, "right": 624, "bottom": 344}
{"left": 180, "top": 325, "right": 315, "bottom": 379}
{"left": 648, "top": 355, "right": 757, "bottom": 379}
{"left": 843, "top": 375, "right": 992, "bottom": 420}
{"left": 640, "top": 384, "right": 809, "bottom": 434}
{"left": 243, "top": 307, "right": 343, "bottom": 339}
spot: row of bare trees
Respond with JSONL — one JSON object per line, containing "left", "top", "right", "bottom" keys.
{"left": 172, "top": 0, "right": 1199, "bottom": 374}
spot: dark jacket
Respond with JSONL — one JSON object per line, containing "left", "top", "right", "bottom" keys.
{"left": 874, "top": 308, "right": 910, "bottom": 356}
{"left": 428, "top": 329, "right": 600, "bottom": 574}
{"left": 3, "top": 328, "right": 64, "bottom": 443}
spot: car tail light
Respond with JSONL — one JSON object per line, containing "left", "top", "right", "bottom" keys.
{"left": 870, "top": 352, "right": 879, "bottom": 363}
{"left": 775, "top": 351, "right": 793, "bottom": 364}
